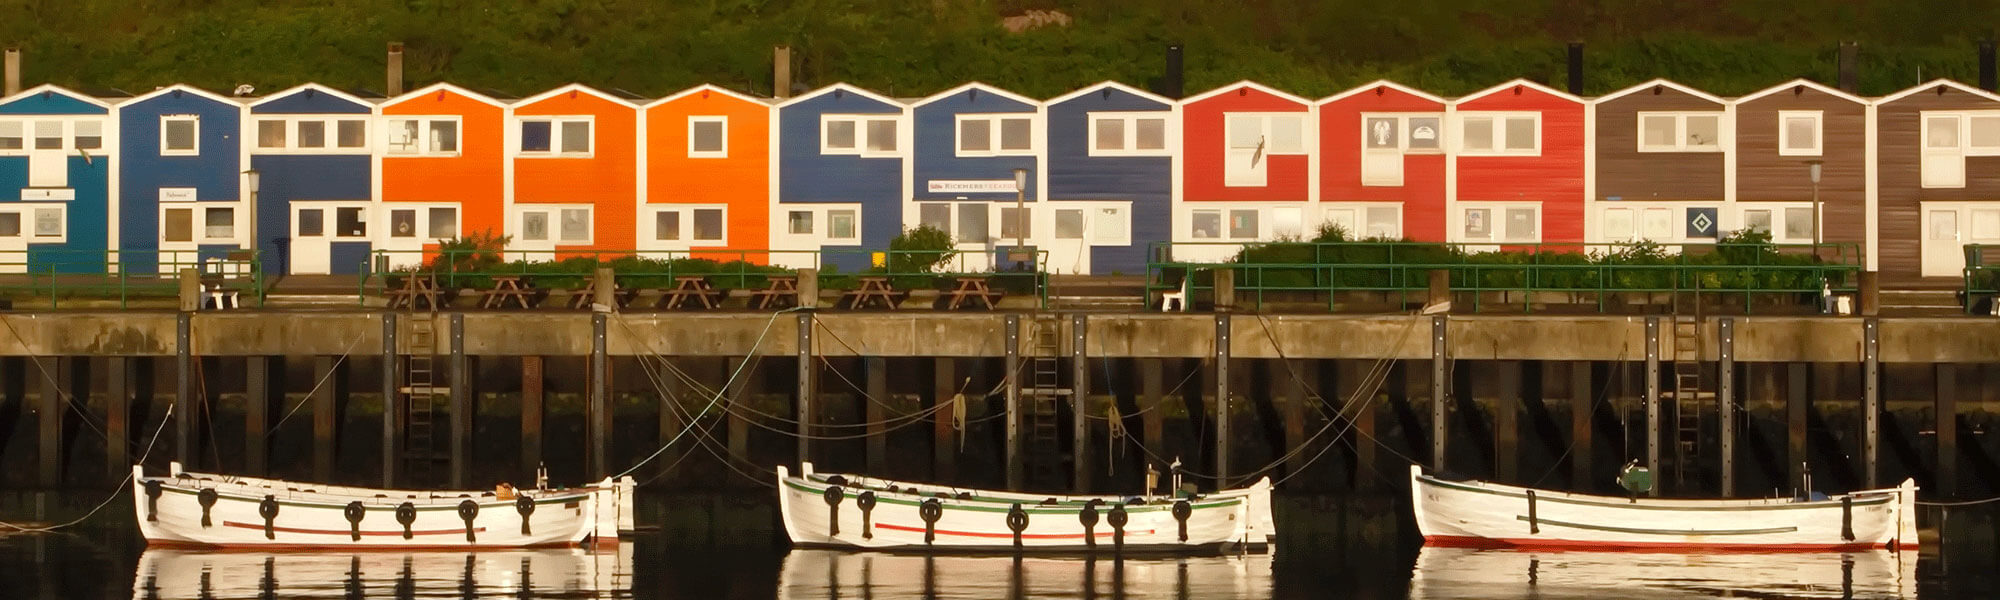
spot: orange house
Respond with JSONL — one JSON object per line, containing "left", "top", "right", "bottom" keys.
{"left": 641, "top": 85, "right": 773, "bottom": 263}
{"left": 378, "top": 83, "right": 509, "bottom": 268}
{"left": 509, "top": 84, "right": 640, "bottom": 256}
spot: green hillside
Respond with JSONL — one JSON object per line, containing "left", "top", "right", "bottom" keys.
{"left": 5, "top": 0, "right": 1997, "bottom": 99}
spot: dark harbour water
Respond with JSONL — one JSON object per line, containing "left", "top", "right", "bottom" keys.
{"left": 5, "top": 521, "right": 1999, "bottom": 600}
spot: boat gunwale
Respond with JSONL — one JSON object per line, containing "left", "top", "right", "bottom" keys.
{"left": 1415, "top": 473, "right": 1894, "bottom": 511}
{"left": 780, "top": 478, "right": 1245, "bottom": 515}
{"left": 147, "top": 479, "right": 596, "bottom": 512}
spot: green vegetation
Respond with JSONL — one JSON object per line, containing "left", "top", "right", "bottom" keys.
{"left": 9, "top": 1, "right": 1998, "bottom": 99}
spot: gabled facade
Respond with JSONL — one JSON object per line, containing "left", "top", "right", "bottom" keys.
{"left": 1178, "top": 82, "right": 1314, "bottom": 259}
{"left": 117, "top": 84, "right": 247, "bottom": 272}
{"left": 1044, "top": 81, "right": 1175, "bottom": 274}
{"left": 641, "top": 85, "right": 772, "bottom": 261}
{"left": 1873, "top": 79, "right": 2000, "bottom": 282}
{"left": 1590, "top": 79, "right": 1731, "bottom": 245}
{"left": 510, "top": 84, "right": 639, "bottom": 256}
{"left": 247, "top": 83, "right": 375, "bottom": 275}
{"left": 1317, "top": 81, "right": 1446, "bottom": 242}
{"left": 377, "top": 83, "right": 507, "bottom": 269}
{"left": 1731, "top": 79, "right": 1870, "bottom": 255}
{"left": 774, "top": 84, "right": 906, "bottom": 270}
{"left": 0, "top": 85, "right": 115, "bottom": 273}
{"left": 908, "top": 82, "right": 1040, "bottom": 270}
{"left": 1450, "top": 79, "right": 1587, "bottom": 247}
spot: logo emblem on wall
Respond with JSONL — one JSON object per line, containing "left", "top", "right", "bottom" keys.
{"left": 1686, "top": 207, "right": 1718, "bottom": 239}
{"left": 1372, "top": 120, "right": 1392, "bottom": 146}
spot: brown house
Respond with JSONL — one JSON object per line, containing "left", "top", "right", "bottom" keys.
{"left": 1591, "top": 79, "right": 1729, "bottom": 243}
{"left": 1873, "top": 79, "right": 2000, "bottom": 285}
{"left": 1731, "top": 79, "right": 1870, "bottom": 255}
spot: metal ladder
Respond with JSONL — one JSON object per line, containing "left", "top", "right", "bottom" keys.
{"left": 1670, "top": 315, "right": 1704, "bottom": 485}
{"left": 402, "top": 314, "right": 448, "bottom": 483}
{"left": 1024, "top": 315, "right": 1067, "bottom": 488}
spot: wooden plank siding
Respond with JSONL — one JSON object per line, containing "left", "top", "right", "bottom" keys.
{"left": 1733, "top": 85, "right": 1868, "bottom": 247}
{"left": 644, "top": 85, "right": 772, "bottom": 262}
{"left": 1875, "top": 84, "right": 2000, "bottom": 285}
{"left": 1318, "top": 83, "right": 1449, "bottom": 242}
{"left": 1594, "top": 87, "right": 1725, "bottom": 202}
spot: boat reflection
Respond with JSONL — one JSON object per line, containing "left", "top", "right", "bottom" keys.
{"left": 777, "top": 549, "right": 1272, "bottom": 599}
{"left": 1409, "top": 546, "right": 1917, "bottom": 599}
{"left": 130, "top": 544, "right": 633, "bottom": 599}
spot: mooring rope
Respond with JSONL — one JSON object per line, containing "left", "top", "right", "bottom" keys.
{"left": 0, "top": 401, "right": 175, "bottom": 532}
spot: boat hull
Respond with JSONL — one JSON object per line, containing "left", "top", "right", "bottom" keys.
{"left": 1409, "top": 465, "right": 1918, "bottom": 550}
{"left": 134, "top": 546, "right": 633, "bottom": 599}
{"left": 1409, "top": 546, "right": 1916, "bottom": 599}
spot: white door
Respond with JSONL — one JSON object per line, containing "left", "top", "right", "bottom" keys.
{"left": 1922, "top": 207, "right": 1963, "bottom": 278}
{"left": 292, "top": 206, "right": 332, "bottom": 274}
{"left": 0, "top": 209, "right": 28, "bottom": 274}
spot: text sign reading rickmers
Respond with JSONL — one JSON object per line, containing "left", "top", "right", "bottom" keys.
{"left": 926, "top": 180, "right": 1019, "bottom": 194}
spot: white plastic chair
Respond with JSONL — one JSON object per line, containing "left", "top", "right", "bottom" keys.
{"left": 1159, "top": 273, "right": 1188, "bottom": 312}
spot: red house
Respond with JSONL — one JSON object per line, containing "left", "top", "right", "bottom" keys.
{"left": 1177, "top": 81, "right": 1313, "bottom": 256}
{"left": 1317, "top": 81, "right": 1449, "bottom": 242}
{"left": 1449, "top": 79, "right": 1587, "bottom": 247}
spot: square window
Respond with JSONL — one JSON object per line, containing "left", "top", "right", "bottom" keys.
{"left": 428, "top": 207, "right": 457, "bottom": 239}
{"left": 956, "top": 204, "right": 988, "bottom": 244}
{"left": 1192, "top": 210, "right": 1222, "bottom": 239}
{"left": 1928, "top": 115, "right": 1962, "bottom": 149}
{"left": 999, "top": 207, "right": 1031, "bottom": 239}
{"left": 1781, "top": 113, "right": 1820, "bottom": 155}
{"left": 789, "top": 210, "right": 814, "bottom": 235}
{"left": 521, "top": 121, "right": 552, "bottom": 152}
{"left": 690, "top": 119, "right": 725, "bottom": 155}
{"left": 693, "top": 209, "right": 723, "bottom": 241}
{"left": 257, "top": 120, "right": 287, "bottom": 149}
{"left": 297, "top": 209, "right": 325, "bottom": 237}
{"left": 1273, "top": 207, "right": 1303, "bottom": 238}
{"left": 1642, "top": 208, "right": 1673, "bottom": 240}
{"left": 1365, "top": 206, "right": 1399, "bottom": 239}
{"left": 1462, "top": 118, "right": 1493, "bottom": 151}
{"left": 163, "top": 118, "right": 198, "bottom": 153}
{"left": 1227, "top": 115, "right": 1262, "bottom": 149}
{"left": 865, "top": 119, "right": 898, "bottom": 152}
{"left": 390, "top": 209, "right": 417, "bottom": 238}
{"left": 1784, "top": 207, "right": 1815, "bottom": 240}
{"left": 336, "top": 120, "right": 366, "bottom": 148}
{"left": 1055, "top": 209, "right": 1085, "bottom": 239}
{"left": 1463, "top": 208, "right": 1491, "bottom": 238}
{"left": 1365, "top": 117, "right": 1399, "bottom": 149}
{"left": 428, "top": 120, "right": 458, "bottom": 153}
{"left": 1685, "top": 115, "right": 1720, "bottom": 148}
{"left": 204, "top": 207, "right": 234, "bottom": 239}
{"left": 1228, "top": 209, "right": 1258, "bottom": 239}
{"left": 656, "top": 211, "right": 681, "bottom": 241}
{"left": 1742, "top": 209, "right": 1772, "bottom": 235}
{"left": 919, "top": 204, "right": 951, "bottom": 233}
{"left": 1135, "top": 118, "right": 1167, "bottom": 150}
{"left": 559, "top": 121, "right": 590, "bottom": 153}
{"left": 1268, "top": 115, "right": 1304, "bottom": 153}
{"left": 0, "top": 213, "right": 19, "bottom": 237}
{"left": 33, "top": 121, "right": 61, "bottom": 150}
{"left": 1971, "top": 116, "right": 2000, "bottom": 150}
{"left": 959, "top": 119, "right": 991, "bottom": 152}
{"left": 1504, "top": 208, "right": 1537, "bottom": 241}
{"left": 560, "top": 208, "right": 590, "bottom": 242}
{"left": 1407, "top": 117, "right": 1442, "bottom": 150}
{"left": 0, "top": 121, "right": 21, "bottom": 150}
{"left": 336, "top": 207, "right": 366, "bottom": 237}
{"left": 1640, "top": 115, "right": 1675, "bottom": 148}
{"left": 828, "top": 210, "right": 857, "bottom": 240}
{"left": 825, "top": 120, "right": 856, "bottom": 150}
{"left": 387, "top": 120, "right": 420, "bottom": 153}
{"left": 73, "top": 120, "right": 102, "bottom": 150}
{"left": 522, "top": 211, "right": 549, "bottom": 241}
{"left": 1092, "top": 118, "right": 1123, "bottom": 151}
{"left": 297, "top": 120, "right": 327, "bottom": 149}
{"left": 1604, "top": 208, "right": 1635, "bottom": 240}
{"left": 33, "top": 208, "right": 61, "bottom": 237}
{"left": 999, "top": 117, "right": 1032, "bottom": 151}
{"left": 1975, "top": 209, "right": 2000, "bottom": 239}
{"left": 1503, "top": 117, "right": 1536, "bottom": 151}
{"left": 1094, "top": 207, "right": 1128, "bottom": 243}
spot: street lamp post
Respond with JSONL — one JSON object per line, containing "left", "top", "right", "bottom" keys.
{"left": 1806, "top": 160, "right": 1823, "bottom": 246}
{"left": 1011, "top": 168, "right": 1029, "bottom": 268}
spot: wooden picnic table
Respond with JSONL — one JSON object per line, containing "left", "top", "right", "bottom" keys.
{"left": 481, "top": 275, "right": 535, "bottom": 309}
{"left": 660, "top": 275, "right": 726, "bottom": 310}
{"left": 385, "top": 273, "right": 442, "bottom": 310}
{"left": 746, "top": 275, "right": 800, "bottom": 309}
{"left": 841, "top": 276, "right": 903, "bottom": 310}
{"left": 568, "top": 278, "right": 625, "bottom": 310}
{"left": 945, "top": 276, "right": 1003, "bottom": 310}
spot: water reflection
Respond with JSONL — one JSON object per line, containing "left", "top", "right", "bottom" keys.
{"left": 131, "top": 544, "right": 634, "bottom": 599}
{"left": 1408, "top": 546, "right": 1917, "bottom": 599}
{"left": 777, "top": 550, "right": 1273, "bottom": 600}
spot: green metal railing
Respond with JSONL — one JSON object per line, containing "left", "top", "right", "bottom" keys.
{"left": 1146, "top": 241, "right": 1863, "bottom": 313}
{"left": 1963, "top": 245, "right": 1999, "bottom": 314}
{"left": 0, "top": 249, "right": 264, "bottom": 309}
{"left": 357, "top": 247, "right": 1049, "bottom": 309}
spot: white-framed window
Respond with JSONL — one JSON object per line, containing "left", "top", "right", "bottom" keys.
{"left": 1636, "top": 111, "right": 1722, "bottom": 152}
{"left": 916, "top": 202, "right": 993, "bottom": 244}
{"left": 518, "top": 117, "right": 593, "bottom": 156}
{"left": 385, "top": 117, "right": 461, "bottom": 156}
{"left": 29, "top": 206, "right": 63, "bottom": 241}
{"left": 1318, "top": 204, "right": 1404, "bottom": 239}
{"left": 822, "top": 114, "right": 899, "bottom": 156}
{"left": 1777, "top": 110, "right": 1822, "bottom": 156}
{"left": 385, "top": 206, "right": 460, "bottom": 240}
{"left": 1088, "top": 112, "right": 1170, "bottom": 156}
{"left": 160, "top": 115, "right": 200, "bottom": 156}
{"left": 160, "top": 204, "right": 237, "bottom": 244}
{"left": 1189, "top": 207, "right": 1270, "bottom": 240}
{"left": 1920, "top": 111, "right": 2000, "bottom": 189}
{"left": 254, "top": 117, "right": 369, "bottom": 152}
{"left": 652, "top": 206, "right": 727, "bottom": 244}
{"left": 1458, "top": 112, "right": 1539, "bottom": 156}
{"left": 780, "top": 205, "right": 862, "bottom": 244}
{"left": 295, "top": 205, "right": 370, "bottom": 239}
{"left": 1460, "top": 204, "right": 1540, "bottom": 243}
{"left": 998, "top": 206, "right": 1032, "bottom": 240}
{"left": 956, "top": 113, "right": 1034, "bottom": 156}
{"left": 1224, "top": 112, "right": 1308, "bottom": 187}
{"left": 0, "top": 121, "right": 20, "bottom": 151}
{"left": 687, "top": 116, "right": 728, "bottom": 158}
{"left": 514, "top": 206, "right": 592, "bottom": 244}
{"left": 1360, "top": 113, "right": 1443, "bottom": 187}
{"left": 0, "top": 118, "right": 107, "bottom": 154}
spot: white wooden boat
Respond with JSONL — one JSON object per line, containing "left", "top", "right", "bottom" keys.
{"left": 1410, "top": 465, "right": 1919, "bottom": 550}
{"left": 1409, "top": 546, "right": 1916, "bottom": 599}
{"left": 776, "top": 462, "right": 1272, "bottom": 552}
{"left": 777, "top": 549, "right": 1273, "bottom": 600}
{"left": 132, "top": 545, "right": 633, "bottom": 599}
{"left": 132, "top": 462, "right": 637, "bottom": 549}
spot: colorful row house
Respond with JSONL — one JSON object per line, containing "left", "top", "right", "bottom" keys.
{"left": 774, "top": 84, "right": 905, "bottom": 270}
{"left": 118, "top": 84, "right": 245, "bottom": 273}
{"left": 642, "top": 85, "right": 772, "bottom": 261}
{"left": 0, "top": 85, "right": 113, "bottom": 273}
{"left": 249, "top": 83, "right": 374, "bottom": 275}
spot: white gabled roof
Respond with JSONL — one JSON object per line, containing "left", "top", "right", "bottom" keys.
{"left": 1317, "top": 80, "right": 1448, "bottom": 106}
{"left": 1454, "top": 78, "right": 1584, "bottom": 105}
{"left": 246, "top": 82, "right": 376, "bottom": 110}
{"left": 1733, "top": 78, "right": 1868, "bottom": 105}
{"left": 116, "top": 83, "right": 240, "bottom": 109}
{"left": 515, "top": 83, "right": 640, "bottom": 109}
{"left": 382, "top": 82, "right": 511, "bottom": 110}
{"left": 908, "top": 81, "right": 1040, "bottom": 110}
{"left": 1593, "top": 78, "right": 1727, "bottom": 105}
{"left": 1044, "top": 80, "right": 1175, "bottom": 107}
{"left": 0, "top": 83, "right": 114, "bottom": 110}
{"left": 1874, "top": 78, "right": 2000, "bottom": 105}
{"left": 774, "top": 83, "right": 903, "bottom": 110}
{"left": 1180, "top": 80, "right": 1312, "bottom": 107}
{"left": 644, "top": 84, "right": 770, "bottom": 109}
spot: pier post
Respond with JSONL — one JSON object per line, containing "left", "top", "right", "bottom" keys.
{"left": 1140, "top": 359, "right": 1166, "bottom": 480}
{"left": 1862, "top": 318, "right": 1879, "bottom": 488}
{"left": 1937, "top": 363, "right": 1958, "bottom": 496}
{"left": 1282, "top": 359, "right": 1311, "bottom": 480}
{"left": 311, "top": 355, "right": 339, "bottom": 482}
{"left": 450, "top": 313, "right": 469, "bottom": 489}
{"left": 1071, "top": 313, "right": 1089, "bottom": 491}
{"left": 1569, "top": 361, "right": 1592, "bottom": 488}
{"left": 590, "top": 313, "right": 609, "bottom": 479}
{"left": 865, "top": 356, "right": 888, "bottom": 474}
{"left": 932, "top": 357, "right": 956, "bottom": 481}
{"left": 1214, "top": 314, "right": 1231, "bottom": 486}
{"left": 1787, "top": 363, "right": 1808, "bottom": 490}
{"left": 1644, "top": 317, "right": 1660, "bottom": 496}
{"left": 725, "top": 357, "right": 751, "bottom": 462}
{"left": 522, "top": 356, "right": 544, "bottom": 479}
{"left": 1335, "top": 360, "right": 1377, "bottom": 488}
{"left": 1494, "top": 361, "right": 1520, "bottom": 484}
{"left": 244, "top": 356, "right": 270, "bottom": 476}
{"left": 175, "top": 312, "right": 192, "bottom": 467}
{"left": 380, "top": 314, "right": 398, "bottom": 487}
{"left": 37, "top": 356, "right": 65, "bottom": 487}
{"left": 1718, "top": 318, "right": 1736, "bottom": 496}
{"left": 1430, "top": 316, "right": 1448, "bottom": 472}
{"left": 1004, "top": 314, "right": 1021, "bottom": 489}
{"left": 106, "top": 356, "right": 129, "bottom": 482}
{"left": 797, "top": 313, "right": 814, "bottom": 466}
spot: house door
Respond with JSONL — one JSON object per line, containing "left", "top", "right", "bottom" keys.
{"left": 1923, "top": 207, "right": 1964, "bottom": 278}
{"left": 291, "top": 204, "right": 370, "bottom": 275}
{"left": 0, "top": 209, "right": 28, "bottom": 274}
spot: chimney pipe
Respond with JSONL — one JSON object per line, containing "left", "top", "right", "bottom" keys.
{"left": 1837, "top": 41, "right": 1859, "bottom": 93}
{"left": 3, "top": 48, "right": 19, "bottom": 96}
{"left": 1156, "top": 44, "right": 1184, "bottom": 99}
{"left": 774, "top": 46, "right": 792, "bottom": 99}
{"left": 1566, "top": 42, "right": 1584, "bottom": 95}
{"left": 1981, "top": 39, "right": 1997, "bottom": 92}
{"left": 386, "top": 42, "right": 404, "bottom": 96}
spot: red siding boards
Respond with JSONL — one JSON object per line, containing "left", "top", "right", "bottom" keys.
{"left": 1454, "top": 80, "right": 1588, "bottom": 244}
{"left": 1319, "top": 81, "right": 1449, "bottom": 241}
{"left": 1182, "top": 82, "right": 1312, "bottom": 202}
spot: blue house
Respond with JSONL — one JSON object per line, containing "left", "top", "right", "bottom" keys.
{"left": 1043, "top": 81, "right": 1174, "bottom": 275}
{"left": 773, "top": 83, "right": 906, "bottom": 271}
{"left": 247, "top": 84, "right": 375, "bottom": 275}
{"left": 0, "top": 85, "right": 115, "bottom": 274}
{"left": 908, "top": 82, "right": 1041, "bottom": 270}
{"left": 116, "top": 84, "right": 246, "bottom": 273}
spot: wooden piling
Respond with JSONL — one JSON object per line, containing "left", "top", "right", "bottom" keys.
{"left": 311, "top": 355, "right": 338, "bottom": 482}
{"left": 1569, "top": 361, "right": 1592, "bottom": 489}
{"left": 1493, "top": 361, "right": 1520, "bottom": 483}
{"left": 725, "top": 357, "right": 752, "bottom": 462}
{"left": 1140, "top": 358, "right": 1165, "bottom": 478}
{"left": 244, "top": 356, "right": 270, "bottom": 476}
{"left": 1335, "top": 360, "right": 1377, "bottom": 488}
{"left": 865, "top": 356, "right": 888, "bottom": 474}
{"left": 1282, "top": 359, "right": 1311, "bottom": 481}
{"left": 932, "top": 357, "right": 956, "bottom": 481}
{"left": 38, "top": 356, "right": 65, "bottom": 487}
{"left": 1787, "top": 362, "right": 1808, "bottom": 490}
{"left": 1936, "top": 363, "right": 1957, "bottom": 497}
{"left": 522, "top": 355, "right": 544, "bottom": 478}
{"left": 106, "top": 356, "right": 129, "bottom": 481}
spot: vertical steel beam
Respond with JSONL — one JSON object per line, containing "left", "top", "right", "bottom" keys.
{"left": 522, "top": 355, "right": 544, "bottom": 479}
{"left": 1644, "top": 317, "right": 1660, "bottom": 495}
{"left": 106, "top": 356, "right": 130, "bottom": 481}
{"left": 1071, "top": 313, "right": 1089, "bottom": 492}
{"left": 590, "top": 312, "right": 609, "bottom": 479}
{"left": 1718, "top": 318, "right": 1736, "bottom": 496}
{"left": 1862, "top": 318, "right": 1879, "bottom": 488}
{"left": 380, "top": 314, "right": 398, "bottom": 487}
{"left": 1004, "top": 314, "right": 1021, "bottom": 489}
{"left": 37, "top": 356, "right": 64, "bottom": 488}
{"left": 244, "top": 356, "right": 269, "bottom": 477}
{"left": 1937, "top": 363, "right": 1958, "bottom": 497}
{"left": 1214, "top": 315, "right": 1231, "bottom": 486}
{"left": 797, "top": 313, "right": 814, "bottom": 466}
{"left": 1430, "top": 316, "right": 1448, "bottom": 472}
{"left": 450, "top": 313, "right": 469, "bottom": 489}
{"left": 175, "top": 312, "right": 192, "bottom": 467}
